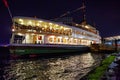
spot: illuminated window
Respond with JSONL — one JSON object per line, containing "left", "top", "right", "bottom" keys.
{"left": 54, "top": 37, "right": 56, "bottom": 42}
{"left": 38, "top": 36, "right": 42, "bottom": 40}
{"left": 28, "top": 21, "right": 32, "bottom": 25}
{"left": 58, "top": 38, "right": 60, "bottom": 42}
{"left": 73, "top": 39, "right": 77, "bottom": 43}
{"left": 19, "top": 19, "right": 24, "bottom": 24}
{"left": 48, "top": 37, "right": 53, "bottom": 42}
{"left": 63, "top": 38, "right": 67, "bottom": 43}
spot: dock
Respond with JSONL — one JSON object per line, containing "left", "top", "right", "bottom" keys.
{"left": 90, "top": 44, "right": 115, "bottom": 53}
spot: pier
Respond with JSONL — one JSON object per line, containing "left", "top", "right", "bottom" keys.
{"left": 90, "top": 35, "right": 120, "bottom": 53}
{"left": 104, "top": 35, "right": 120, "bottom": 52}
{"left": 90, "top": 44, "right": 115, "bottom": 53}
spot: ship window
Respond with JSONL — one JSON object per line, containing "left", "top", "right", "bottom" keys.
{"left": 38, "top": 36, "right": 42, "bottom": 40}
{"left": 73, "top": 39, "right": 77, "bottom": 43}
{"left": 14, "top": 35, "right": 25, "bottom": 44}
{"left": 28, "top": 21, "right": 32, "bottom": 25}
{"left": 58, "top": 38, "right": 60, "bottom": 42}
{"left": 78, "top": 40, "right": 81, "bottom": 43}
{"left": 48, "top": 37, "right": 53, "bottom": 42}
{"left": 63, "top": 38, "right": 67, "bottom": 43}
{"left": 54, "top": 37, "right": 56, "bottom": 42}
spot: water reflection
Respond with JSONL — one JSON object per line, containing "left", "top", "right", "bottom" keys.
{"left": 3, "top": 52, "right": 102, "bottom": 80}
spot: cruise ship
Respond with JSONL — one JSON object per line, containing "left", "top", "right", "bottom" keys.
{"left": 9, "top": 16, "right": 101, "bottom": 56}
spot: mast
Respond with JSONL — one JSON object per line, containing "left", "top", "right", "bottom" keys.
{"left": 81, "top": 0, "right": 87, "bottom": 25}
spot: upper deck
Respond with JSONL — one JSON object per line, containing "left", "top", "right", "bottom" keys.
{"left": 12, "top": 16, "right": 101, "bottom": 39}
{"left": 10, "top": 16, "right": 101, "bottom": 45}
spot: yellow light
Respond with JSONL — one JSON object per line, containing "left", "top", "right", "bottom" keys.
{"left": 31, "top": 33, "right": 35, "bottom": 35}
{"left": 19, "top": 19, "right": 24, "bottom": 24}
{"left": 57, "top": 36, "right": 62, "bottom": 38}
{"left": 28, "top": 21, "right": 32, "bottom": 25}
{"left": 39, "top": 21, "right": 43, "bottom": 23}
{"left": 19, "top": 19, "right": 23, "bottom": 22}
{"left": 55, "top": 24, "right": 58, "bottom": 26}
{"left": 61, "top": 26, "right": 63, "bottom": 28}
{"left": 18, "top": 33, "right": 23, "bottom": 36}
{"left": 37, "top": 23, "right": 40, "bottom": 26}
{"left": 12, "top": 28, "right": 15, "bottom": 31}
{"left": 44, "top": 25, "right": 47, "bottom": 28}
{"left": 76, "top": 24, "right": 78, "bottom": 26}
{"left": 85, "top": 25, "right": 89, "bottom": 29}
{"left": 65, "top": 37, "right": 68, "bottom": 39}
{"left": 49, "top": 23, "right": 53, "bottom": 25}
{"left": 50, "top": 36, "right": 55, "bottom": 38}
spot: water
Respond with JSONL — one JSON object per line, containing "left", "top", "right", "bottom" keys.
{"left": 0, "top": 48, "right": 103, "bottom": 80}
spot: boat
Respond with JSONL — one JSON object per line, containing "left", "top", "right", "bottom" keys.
{"left": 9, "top": 16, "right": 101, "bottom": 57}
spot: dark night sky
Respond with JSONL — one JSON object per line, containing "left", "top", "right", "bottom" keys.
{"left": 0, "top": 0, "right": 120, "bottom": 44}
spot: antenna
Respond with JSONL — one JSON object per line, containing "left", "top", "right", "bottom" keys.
{"left": 83, "top": 0, "right": 86, "bottom": 21}
{"left": 81, "top": 0, "right": 87, "bottom": 25}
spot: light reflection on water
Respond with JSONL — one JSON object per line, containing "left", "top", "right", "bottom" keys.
{"left": 3, "top": 52, "right": 103, "bottom": 80}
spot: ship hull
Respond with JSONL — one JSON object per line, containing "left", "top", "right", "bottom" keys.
{"left": 9, "top": 44, "right": 90, "bottom": 57}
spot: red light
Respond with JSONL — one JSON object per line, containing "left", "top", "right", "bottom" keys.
{"left": 38, "top": 36, "right": 42, "bottom": 40}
